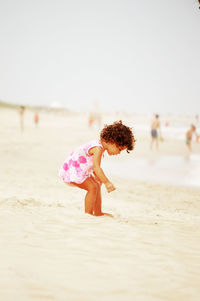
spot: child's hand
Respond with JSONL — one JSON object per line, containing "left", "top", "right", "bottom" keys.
{"left": 105, "top": 182, "right": 116, "bottom": 193}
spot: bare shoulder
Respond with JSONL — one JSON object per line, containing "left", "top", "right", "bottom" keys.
{"left": 89, "top": 146, "right": 103, "bottom": 156}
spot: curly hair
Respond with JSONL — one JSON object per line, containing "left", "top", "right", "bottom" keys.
{"left": 100, "top": 120, "right": 135, "bottom": 153}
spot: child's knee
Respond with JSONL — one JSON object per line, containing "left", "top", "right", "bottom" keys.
{"left": 88, "top": 182, "right": 98, "bottom": 194}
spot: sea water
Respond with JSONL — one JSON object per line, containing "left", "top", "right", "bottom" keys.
{"left": 103, "top": 154, "right": 200, "bottom": 189}
{"left": 133, "top": 123, "right": 199, "bottom": 140}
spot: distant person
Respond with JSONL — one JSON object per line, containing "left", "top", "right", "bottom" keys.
{"left": 59, "top": 121, "right": 135, "bottom": 216}
{"left": 88, "top": 112, "right": 94, "bottom": 127}
{"left": 94, "top": 111, "right": 102, "bottom": 129}
{"left": 185, "top": 124, "right": 197, "bottom": 152}
{"left": 19, "top": 106, "right": 25, "bottom": 132}
{"left": 150, "top": 114, "right": 161, "bottom": 151}
{"left": 34, "top": 112, "right": 39, "bottom": 128}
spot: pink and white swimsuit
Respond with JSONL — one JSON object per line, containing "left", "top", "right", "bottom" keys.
{"left": 59, "top": 140, "right": 103, "bottom": 184}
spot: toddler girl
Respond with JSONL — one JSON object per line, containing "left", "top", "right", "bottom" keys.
{"left": 59, "top": 120, "right": 135, "bottom": 216}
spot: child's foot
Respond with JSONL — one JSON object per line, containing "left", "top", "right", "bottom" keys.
{"left": 94, "top": 212, "right": 114, "bottom": 217}
{"left": 103, "top": 212, "right": 114, "bottom": 218}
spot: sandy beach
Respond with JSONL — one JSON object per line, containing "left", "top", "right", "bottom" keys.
{"left": 1, "top": 107, "right": 200, "bottom": 301}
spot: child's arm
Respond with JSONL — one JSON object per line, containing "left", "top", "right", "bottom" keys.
{"left": 89, "top": 147, "right": 116, "bottom": 192}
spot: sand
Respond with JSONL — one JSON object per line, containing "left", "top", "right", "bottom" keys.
{"left": 0, "top": 107, "right": 200, "bottom": 301}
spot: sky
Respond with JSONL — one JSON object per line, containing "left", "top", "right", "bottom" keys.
{"left": 0, "top": 0, "right": 199, "bottom": 114}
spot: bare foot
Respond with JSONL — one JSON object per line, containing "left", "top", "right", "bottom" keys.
{"left": 103, "top": 212, "right": 114, "bottom": 218}
{"left": 94, "top": 212, "right": 114, "bottom": 217}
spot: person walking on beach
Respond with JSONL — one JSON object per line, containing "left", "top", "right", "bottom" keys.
{"left": 19, "top": 106, "right": 25, "bottom": 132}
{"left": 185, "top": 124, "right": 197, "bottom": 152}
{"left": 59, "top": 120, "right": 135, "bottom": 216}
{"left": 34, "top": 111, "right": 39, "bottom": 128}
{"left": 150, "top": 114, "right": 161, "bottom": 151}
{"left": 88, "top": 112, "right": 95, "bottom": 127}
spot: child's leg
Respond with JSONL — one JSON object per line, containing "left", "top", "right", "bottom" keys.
{"left": 79, "top": 176, "right": 102, "bottom": 215}
{"left": 90, "top": 176, "right": 113, "bottom": 217}
{"left": 68, "top": 177, "right": 113, "bottom": 217}
{"left": 93, "top": 188, "right": 102, "bottom": 215}
{"left": 90, "top": 177, "right": 102, "bottom": 216}
{"left": 69, "top": 178, "right": 99, "bottom": 215}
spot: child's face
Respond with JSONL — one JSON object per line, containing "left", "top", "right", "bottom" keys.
{"left": 106, "top": 143, "right": 126, "bottom": 156}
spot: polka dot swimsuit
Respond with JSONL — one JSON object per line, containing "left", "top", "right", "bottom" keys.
{"left": 59, "top": 140, "right": 103, "bottom": 184}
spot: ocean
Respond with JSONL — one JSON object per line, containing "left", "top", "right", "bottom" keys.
{"left": 103, "top": 154, "right": 200, "bottom": 189}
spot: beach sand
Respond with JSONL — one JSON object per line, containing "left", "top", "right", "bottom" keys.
{"left": 1, "top": 108, "right": 200, "bottom": 301}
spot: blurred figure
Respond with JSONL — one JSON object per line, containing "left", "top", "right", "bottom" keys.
{"left": 150, "top": 114, "right": 161, "bottom": 151}
{"left": 88, "top": 112, "right": 94, "bottom": 127}
{"left": 185, "top": 124, "right": 197, "bottom": 152}
{"left": 19, "top": 106, "right": 25, "bottom": 132}
{"left": 95, "top": 112, "right": 102, "bottom": 129}
{"left": 88, "top": 101, "right": 102, "bottom": 129}
{"left": 34, "top": 111, "right": 39, "bottom": 128}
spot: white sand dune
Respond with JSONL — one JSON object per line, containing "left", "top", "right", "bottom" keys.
{"left": 1, "top": 108, "right": 200, "bottom": 301}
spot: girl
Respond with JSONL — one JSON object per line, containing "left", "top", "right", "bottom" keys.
{"left": 59, "top": 120, "right": 135, "bottom": 216}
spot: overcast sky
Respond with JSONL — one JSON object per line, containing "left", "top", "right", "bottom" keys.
{"left": 0, "top": 0, "right": 199, "bottom": 114}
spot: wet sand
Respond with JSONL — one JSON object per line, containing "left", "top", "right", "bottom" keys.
{"left": 0, "top": 108, "right": 200, "bottom": 301}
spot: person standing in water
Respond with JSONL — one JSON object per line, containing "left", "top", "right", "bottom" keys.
{"left": 150, "top": 114, "right": 161, "bottom": 151}
{"left": 185, "top": 124, "right": 197, "bottom": 152}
